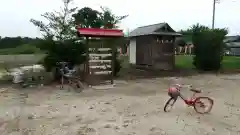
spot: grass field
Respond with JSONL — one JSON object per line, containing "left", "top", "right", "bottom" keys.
{"left": 175, "top": 55, "right": 240, "bottom": 69}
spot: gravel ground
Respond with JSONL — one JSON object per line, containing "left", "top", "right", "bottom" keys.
{"left": 0, "top": 74, "right": 240, "bottom": 135}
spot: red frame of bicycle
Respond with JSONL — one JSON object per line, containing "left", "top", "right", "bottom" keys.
{"left": 179, "top": 93, "right": 198, "bottom": 106}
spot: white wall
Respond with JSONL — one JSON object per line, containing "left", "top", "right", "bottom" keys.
{"left": 129, "top": 38, "right": 136, "bottom": 64}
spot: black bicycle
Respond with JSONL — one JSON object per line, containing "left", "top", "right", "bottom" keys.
{"left": 56, "top": 62, "right": 84, "bottom": 92}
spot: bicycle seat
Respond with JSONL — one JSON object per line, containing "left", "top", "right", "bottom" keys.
{"left": 190, "top": 89, "right": 202, "bottom": 93}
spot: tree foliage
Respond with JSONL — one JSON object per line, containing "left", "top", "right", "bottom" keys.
{"left": 0, "top": 37, "right": 43, "bottom": 49}
{"left": 99, "top": 6, "right": 128, "bottom": 29}
{"left": 72, "top": 6, "right": 128, "bottom": 76}
{"left": 0, "top": 37, "right": 44, "bottom": 54}
{"left": 72, "top": 7, "right": 102, "bottom": 28}
{"left": 191, "top": 23, "right": 228, "bottom": 71}
{"left": 72, "top": 6, "right": 128, "bottom": 29}
{"left": 30, "top": 2, "right": 127, "bottom": 77}
{"left": 30, "top": 0, "right": 86, "bottom": 77}
{"left": 30, "top": 0, "right": 77, "bottom": 40}
{"left": 39, "top": 39, "right": 86, "bottom": 72}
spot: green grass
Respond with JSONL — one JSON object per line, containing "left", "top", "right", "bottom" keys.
{"left": 175, "top": 55, "right": 194, "bottom": 69}
{"left": 221, "top": 56, "right": 240, "bottom": 69}
{"left": 175, "top": 55, "right": 240, "bottom": 69}
{"left": 119, "top": 55, "right": 130, "bottom": 68}
{"left": 0, "top": 64, "right": 5, "bottom": 72}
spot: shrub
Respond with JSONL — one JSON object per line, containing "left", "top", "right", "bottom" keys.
{"left": 39, "top": 39, "right": 86, "bottom": 80}
{"left": 192, "top": 24, "right": 228, "bottom": 71}
{"left": 39, "top": 38, "right": 122, "bottom": 80}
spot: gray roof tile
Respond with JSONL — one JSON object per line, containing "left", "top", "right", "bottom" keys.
{"left": 129, "top": 23, "right": 181, "bottom": 37}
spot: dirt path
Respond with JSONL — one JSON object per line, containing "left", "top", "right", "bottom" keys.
{"left": 0, "top": 74, "right": 240, "bottom": 135}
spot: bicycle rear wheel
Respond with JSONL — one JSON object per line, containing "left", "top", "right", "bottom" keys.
{"left": 194, "top": 97, "right": 214, "bottom": 114}
{"left": 164, "top": 97, "right": 177, "bottom": 112}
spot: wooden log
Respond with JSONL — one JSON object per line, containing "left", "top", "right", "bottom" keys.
{"left": 89, "top": 53, "right": 112, "bottom": 57}
{"left": 89, "top": 60, "right": 111, "bottom": 63}
{"left": 89, "top": 48, "right": 111, "bottom": 51}
{"left": 89, "top": 65, "right": 111, "bottom": 69}
{"left": 93, "top": 71, "right": 112, "bottom": 75}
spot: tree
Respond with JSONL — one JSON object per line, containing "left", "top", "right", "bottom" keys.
{"left": 30, "top": 0, "right": 86, "bottom": 80}
{"left": 0, "top": 36, "right": 43, "bottom": 50}
{"left": 72, "top": 6, "right": 128, "bottom": 76}
{"left": 99, "top": 6, "right": 128, "bottom": 29}
{"left": 191, "top": 24, "right": 228, "bottom": 71}
{"left": 72, "top": 7, "right": 103, "bottom": 28}
{"left": 30, "top": 0, "right": 77, "bottom": 40}
{"left": 31, "top": 5, "right": 128, "bottom": 77}
{"left": 39, "top": 39, "right": 86, "bottom": 72}
{"left": 72, "top": 6, "right": 128, "bottom": 29}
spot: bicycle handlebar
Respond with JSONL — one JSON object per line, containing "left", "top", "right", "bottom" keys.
{"left": 177, "top": 84, "right": 202, "bottom": 92}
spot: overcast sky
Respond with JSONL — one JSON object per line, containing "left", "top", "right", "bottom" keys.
{"left": 0, "top": 0, "right": 239, "bottom": 37}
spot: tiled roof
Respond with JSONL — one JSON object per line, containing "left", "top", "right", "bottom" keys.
{"left": 129, "top": 23, "right": 181, "bottom": 37}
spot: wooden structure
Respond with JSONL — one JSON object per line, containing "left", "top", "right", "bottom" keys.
{"left": 77, "top": 28, "right": 124, "bottom": 85}
{"left": 129, "top": 23, "right": 181, "bottom": 70}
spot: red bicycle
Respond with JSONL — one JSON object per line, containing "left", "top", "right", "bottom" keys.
{"left": 164, "top": 84, "right": 214, "bottom": 114}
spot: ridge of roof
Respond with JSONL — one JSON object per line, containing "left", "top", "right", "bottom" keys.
{"left": 137, "top": 22, "right": 166, "bottom": 28}
{"left": 129, "top": 22, "right": 179, "bottom": 37}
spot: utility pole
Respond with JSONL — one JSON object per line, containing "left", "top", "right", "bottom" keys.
{"left": 212, "top": 0, "right": 216, "bottom": 29}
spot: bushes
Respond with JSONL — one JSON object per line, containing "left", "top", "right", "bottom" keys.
{"left": 39, "top": 39, "right": 121, "bottom": 80}
{"left": 38, "top": 39, "right": 86, "bottom": 80}
{"left": 191, "top": 24, "right": 228, "bottom": 71}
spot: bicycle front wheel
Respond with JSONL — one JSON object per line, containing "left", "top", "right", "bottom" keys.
{"left": 194, "top": 97, "right": 214, "bottom": 114}
{"left": 73, "top": 81, "right": 83, "bottom": 93}
{"left": 68, "top": 79, "right": 83, "bottom": 93}
{"left": 164, "top": 97, "right": 177, "bottom": 112}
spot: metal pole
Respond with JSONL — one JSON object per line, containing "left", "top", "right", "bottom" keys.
{"left": 212, "top": 0, "right": 216, "bottom": 29}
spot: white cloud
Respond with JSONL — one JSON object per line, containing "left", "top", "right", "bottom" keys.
{"left": 0, "top": 0, "right": 239, "bottom": 37}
